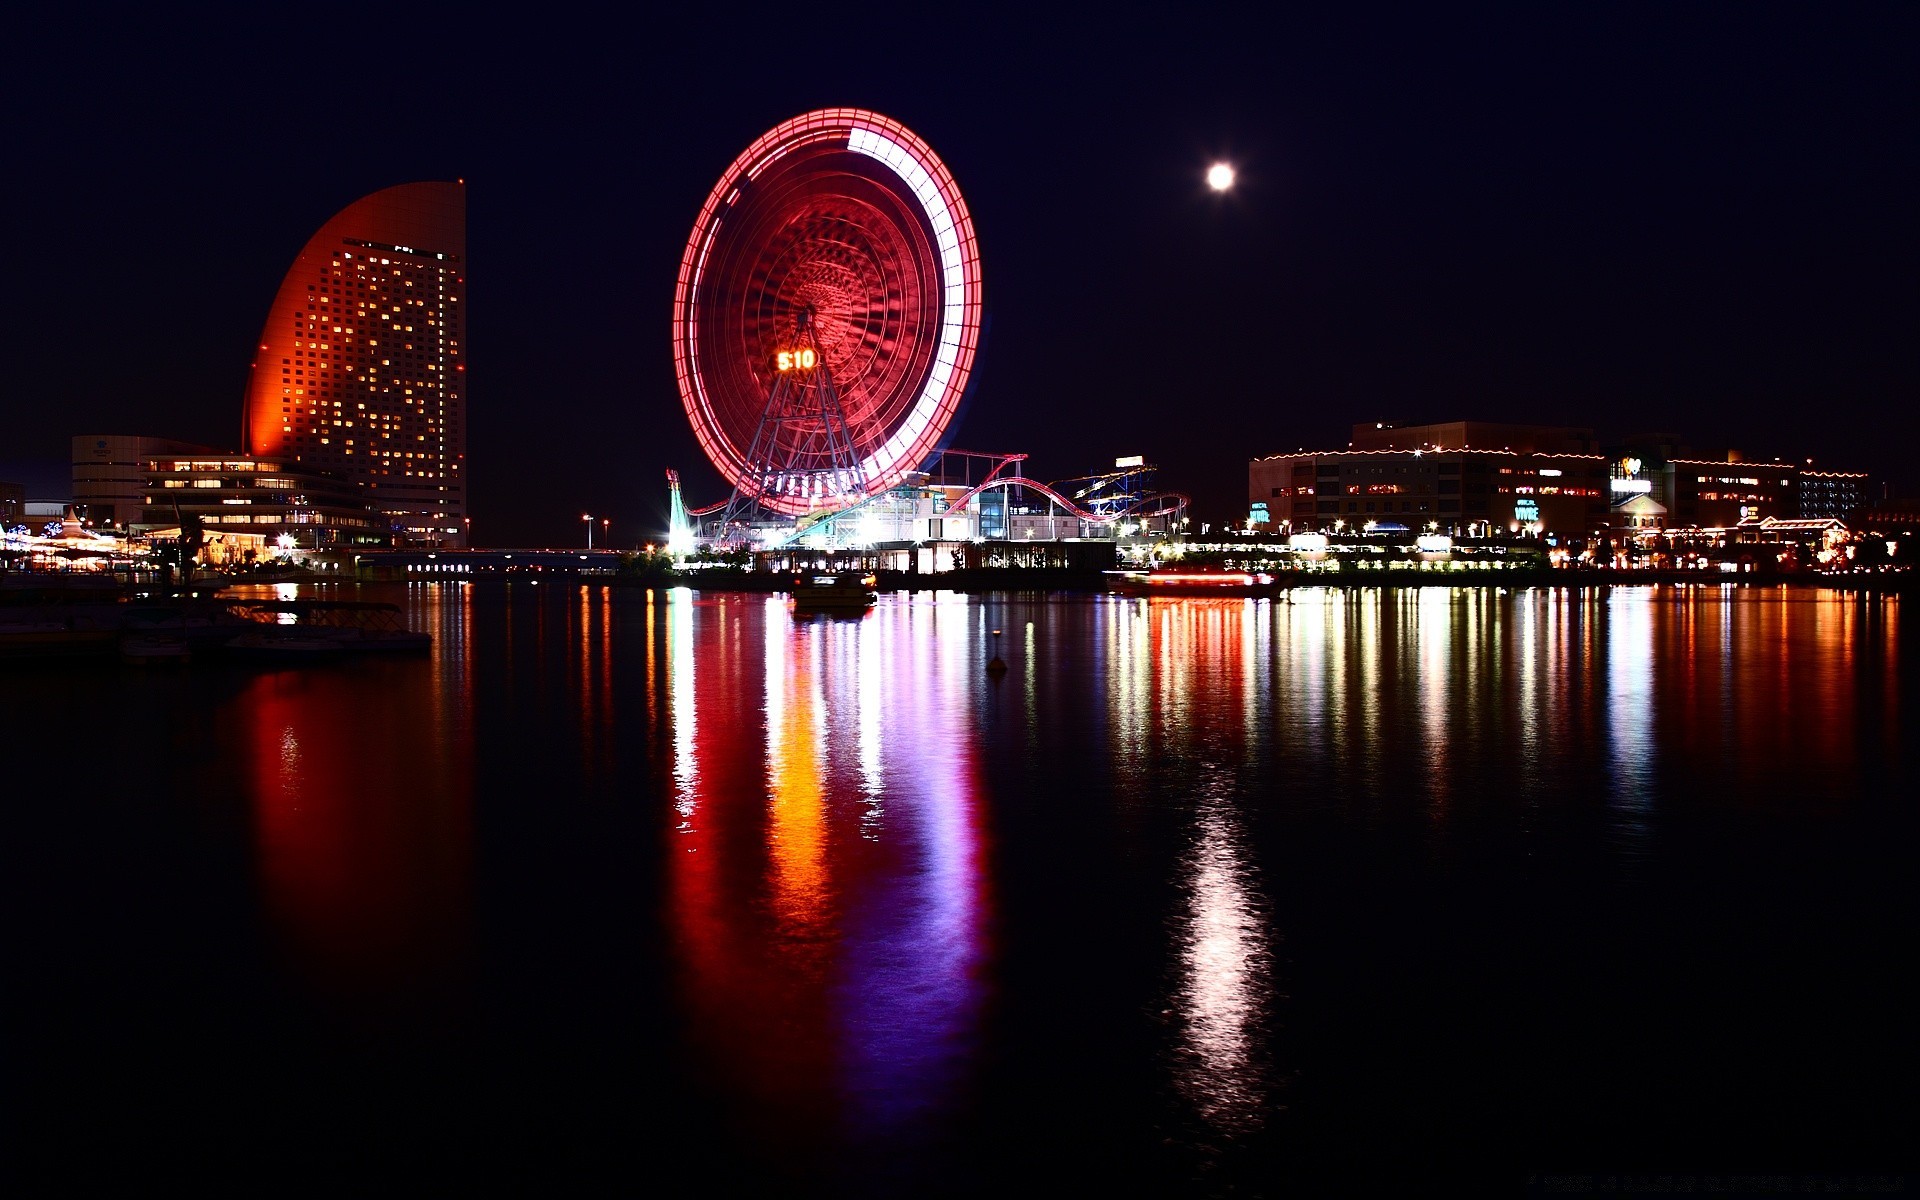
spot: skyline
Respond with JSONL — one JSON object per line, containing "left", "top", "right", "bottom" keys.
{"left": 2, "top": 4, "right": 1914, "bottom": 546}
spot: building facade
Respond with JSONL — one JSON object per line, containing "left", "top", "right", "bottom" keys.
{"left": 1797, "top": 470, "right": 1869, "bottom": 519}
{"left": 1255, "top": 422, "right": 1871, "bottom": 540}
{"left": 137, "top": 454, "right": 392, "bottom": 559}
{"left": 1251, "top": 445, "right": 1611, "bottom": 537}
{"left": 1656, "top": 457, "right": 1797, "bottom": 526}
{"left": 72, "top": 435, "right": 221, "bottom": 530}
{"left": 242, "top": 182, "right": 467, "bottom": 547}
{"left": 1250, "top": 421, "right": 1611, "bottom": 537}
{"left": 1251, "top": 449, "right": 1611, "bottom": 536}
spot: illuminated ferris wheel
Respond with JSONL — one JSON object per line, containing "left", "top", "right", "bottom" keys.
{"left": 671, "top": 108, "right": 984, "bottom": 520}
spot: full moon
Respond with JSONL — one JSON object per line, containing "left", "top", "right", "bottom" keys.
{"left": 1207, "top": 162, "right": 1235, "bottom": 191}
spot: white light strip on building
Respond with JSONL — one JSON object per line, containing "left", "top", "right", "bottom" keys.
{"left": 848, "top": 128, "right": 963, "bottom": 480}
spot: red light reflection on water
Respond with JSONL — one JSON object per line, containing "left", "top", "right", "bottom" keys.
{"left": 242, "top": 652, "right": 472, "bottom": 1010}
{"left": 664, "top": 592, "right": 993, "bottom": 1145}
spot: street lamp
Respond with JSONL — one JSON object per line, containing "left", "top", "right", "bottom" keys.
{"left": 583, "top": 513, "right": 593, "bottom": 550}
{"left": 602, "top": 517, "right": 610, "bottom": 548}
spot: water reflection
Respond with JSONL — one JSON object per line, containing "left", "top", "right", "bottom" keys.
{"left": 1416, "top": 588, "right": 1453, "bottom": 815}
{"left": 187, "top": 583, "right": 1896, "bottom": 1182}
{"left": 1163, "top": 598, "right": 1274, "bottom": 1133}
{"left": 242, "top": 647, "right": 472, "bottom": 1010}
{"left": 764, "top": 609, "right": 830, "bottom": 935}
{"left": 665, "top": 593, "right": 991, "bottom": 1150}
{"left": 1607, "top": 590, "right": 1656, "bottom": 848}
{"left": 1176, "top": 770, "right": 1271, "bottom": 1131}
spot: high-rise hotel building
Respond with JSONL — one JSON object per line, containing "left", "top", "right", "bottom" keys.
{"left": 242, "top": 182, "right": 466, "bottom": 546}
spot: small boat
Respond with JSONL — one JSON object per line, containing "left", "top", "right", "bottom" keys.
{"left": 1107, "top": 567, "right": 1278, "bottom": 597}
{"left": 352, "top": 627, "right": 433, "bottom": 653}
{"left": 120, "top": 633, "right": 191, "bottom": 666}
{"left": 221, "top": 629, "right": 347, "bottom": 663}
{"left": 789, "top": 571, "right": 877, "bottom": 613}
{"left": 212, "top": 599, "right": 432, "bottom": 654}
{"left": 0, "top": 617, "right": 119, "bottom": 658}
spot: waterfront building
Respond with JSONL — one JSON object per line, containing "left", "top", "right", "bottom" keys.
{"left": 1849, "top": 498, "right": 1920, "bottom": 533}
{"left": 840, "top": 482, "right": 983, "bottom": 545}
{"left": 1607, "top": 493, "right": 1668, "bottom": 533}
{"left": 1798, "top": 470, "right": 1869, "bottom": 519}
{"left": 241, "top": 182, "right": 467, "bottom": 547}
{"left": 1250, "top": 430, "right": 1610, "bottom": 537}
{"left": 1658, "top": 455, "right": 1797, "bottom": 526}
{"left": 1, "top": 480, "right": 23, "bottom": 528}
{"left": 72, "top": 435, "right": 221, "bottom": 530}
{"left": 1611, "top": 438, "right": 1873, "bottom": 528}
{"left": 137, "top": 454, "right": 392, "bottom": 563}
{"left": 1006, "top": 509, "right": 1091, "bottom": 540}
{"left": 1256, "top": 421, "right": 1871, "bottom": 541}
{"left": 23, "top": 502, "right": 70, "bottom": 532}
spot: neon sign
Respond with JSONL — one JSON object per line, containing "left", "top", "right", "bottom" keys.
{"left": 775, "top": 348, "right": 817, "bottom": 371}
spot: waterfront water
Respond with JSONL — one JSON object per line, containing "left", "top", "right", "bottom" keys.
{"left": 3, "top": 583, "right": 1913, "bottom": 1193}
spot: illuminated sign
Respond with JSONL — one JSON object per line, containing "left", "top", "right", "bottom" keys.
{"left": 1416, "top": 534, "right": 1453, "bottom": 553}
{"left": 1248, "top": 502, "right": 1270, "bottom": 524}
{"left": 1622, "top": 457, "right": 1642, "bottom": 478}
{"left": 1610, "top": 478, "right": 1652, "bottom": 495}
{"left": 1115, "top": 455, "right": 1145, "bottom": 468}
{"left": 1515, "top": 499, "right": 1539, "bottom": 522}
{"left": 1537, "top": 468, "right": 1562, "bottom": 477}
{"left": 775, "top": 348, "right": 817, "bottom": 371}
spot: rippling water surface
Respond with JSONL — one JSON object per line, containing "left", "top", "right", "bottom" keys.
{"left": 5, "top": 583, "right": 1913, "bottom": 1193}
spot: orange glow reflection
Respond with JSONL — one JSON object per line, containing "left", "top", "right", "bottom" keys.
{"left": 665, "top": 592, "right": 992, "bottom": 1145}
{"left": 765, "top": 614, "right": 830, "bottom": 934}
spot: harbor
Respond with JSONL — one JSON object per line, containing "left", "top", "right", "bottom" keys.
{"left": 0, "top": 576, "right": 431, "bottom": 665}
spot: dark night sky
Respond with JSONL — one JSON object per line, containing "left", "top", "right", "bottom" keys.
{"left": 2, "top": 3, "right": 1914, "bottom": 545}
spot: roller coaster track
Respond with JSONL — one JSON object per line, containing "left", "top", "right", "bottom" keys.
{"left": 947, "top": 476, "right": 1190, "bottom": 525}
{"left": 929, "top": 452, "right": 1189, "bottom": 525}
{"left": 673, "top": 452, "right": 1189, "bottom": 536}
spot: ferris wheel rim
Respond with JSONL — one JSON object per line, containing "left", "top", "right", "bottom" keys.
{"left": 671, "top": 108, "right": 983, "bottom": 515}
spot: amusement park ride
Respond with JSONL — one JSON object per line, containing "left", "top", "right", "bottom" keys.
{"left": 667, "top": 108, "right": 1185, "bottom": 552}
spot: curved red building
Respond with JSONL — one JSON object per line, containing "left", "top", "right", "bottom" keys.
{"left": 243, "top": 182, "right": 466, "bottom": 546}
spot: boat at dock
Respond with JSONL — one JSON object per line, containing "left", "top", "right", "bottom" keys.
{"left": 788, "top": 571, "right": 878, "bottom": 613}
{"left": 120, "top": 633, "right": 192, "bottom": 666}
{"left": 216, "top": 599, "right": 433, "bottom": 655}
{"left": 220, "top": 628, "right": 349, "bottom": 663}
{"left": 0, "top": 612, "right": 121, "bottom": 659}
{"left": 1107, "top": 567, "right": 1279, "bottom": 597}
{"left": 0, "top": 593, "right": 430, "bottom": 666}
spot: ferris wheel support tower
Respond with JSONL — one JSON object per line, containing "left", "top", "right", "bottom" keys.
{"left": 718, "top": 309, "right": 869, "bottom": 531}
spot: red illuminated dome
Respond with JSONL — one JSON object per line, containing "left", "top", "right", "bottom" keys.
{"left": 672, "top": 109, "right": 983, "bottom": 516}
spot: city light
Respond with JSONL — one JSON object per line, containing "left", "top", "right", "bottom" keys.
{"left": 1207, "top": 163, "right": 1235, "bottom": 191}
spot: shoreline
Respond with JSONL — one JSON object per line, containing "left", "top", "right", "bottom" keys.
{"left": 510, "top": 568, "right": 1916, "bottom": 596}
{"left": 11, "top": 567, "right": 1911, "bottom": 603}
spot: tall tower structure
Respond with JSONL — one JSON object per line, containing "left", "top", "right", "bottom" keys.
{"left": 243, "top": 182, "right": 467, "bottom": 547}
